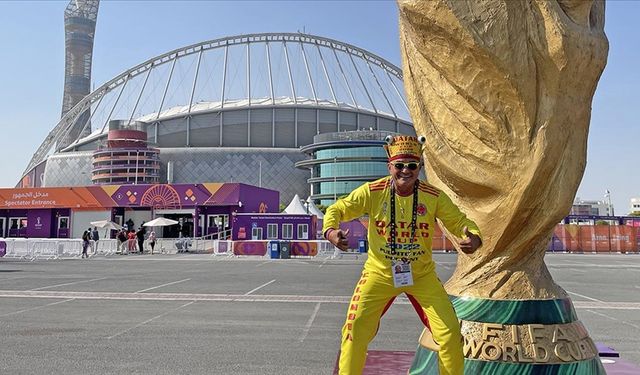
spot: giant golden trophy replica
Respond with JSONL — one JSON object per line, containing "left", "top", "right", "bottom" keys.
{"left": 398, "top": 0, "right": 609, "bottom": 373}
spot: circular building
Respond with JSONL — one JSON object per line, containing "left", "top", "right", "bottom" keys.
{"left": 21, "top": 33, "right": 414, "bottom": 203}
{"left": 91, "top": 120, "right": 160, "bottom": 185}
{"left": 297, "top": 130, "right": 394, "bottom": 205}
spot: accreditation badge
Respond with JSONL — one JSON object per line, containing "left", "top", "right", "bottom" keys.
{"left": 392, "top": 260, "right": 413, "bottom": 288}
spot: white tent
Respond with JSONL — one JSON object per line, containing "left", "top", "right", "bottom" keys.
{"left": 283, "top": 194, "right": 325, "bottom": 219}
{"left": 144, "top": 217, "right": 179, "bottom": 227}
{"left": 283, "top": 194, "right": 309, "bottom": 214}
{"left": 90, "top": 220, "right": 124, "bottom": 238}
{"left": 90, "top": 220, "right": 123, "bottom": 230}
{"left": 306, "top": 197, "right": 324, "bottom": 219}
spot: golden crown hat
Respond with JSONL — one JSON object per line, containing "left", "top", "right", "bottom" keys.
{"left": 384, "top": 135, "right": 426, "bottom": 161}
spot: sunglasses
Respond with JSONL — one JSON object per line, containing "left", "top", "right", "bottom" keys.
{"left": 393, "top": 162, "right": 420, "bottom": 171}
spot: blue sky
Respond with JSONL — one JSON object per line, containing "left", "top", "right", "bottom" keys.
{"left": 0, "top": 1, "right": 638, "bottom": 214}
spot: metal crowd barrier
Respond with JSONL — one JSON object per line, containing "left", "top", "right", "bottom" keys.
{"left": 0, "top": 238, "right": 127, "bottom": 260}
{"left": 0, "top": 238, "right": 84, "bottom": 260}
{"left": 189, "top": 238, "right": 233, "bottom": 255}
{"left": 93, "top": 239, "right": 119, "bottom": 256}
{"left": 315, "top": 240, "right": 340, "bottom": 257}
{"left": 0, "top": 237, "right": 339, "bottom": 261}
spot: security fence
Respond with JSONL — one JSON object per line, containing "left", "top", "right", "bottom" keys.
{"left": 548, "top": 224, "right": 639, "bottom": 253}
{"left": 4, "top": 224, "right": 637, "bottom": 262}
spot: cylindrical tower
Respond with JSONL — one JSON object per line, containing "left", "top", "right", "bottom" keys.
{"left": 60, "top": 0, "right": 99, "bottom": 146}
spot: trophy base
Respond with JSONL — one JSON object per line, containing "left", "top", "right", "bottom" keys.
{"left": 332, "top": 347, "right": 638, "bottom": 374}
{"left": 409, "top": 349, "right": 605, "bottom": 374}
{"left": 409, "top": 295, "right": 607, "bottom": 374}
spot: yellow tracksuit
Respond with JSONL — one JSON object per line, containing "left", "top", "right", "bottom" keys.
{"left": 323, "top": 176, "right": 481, "bottom": 375}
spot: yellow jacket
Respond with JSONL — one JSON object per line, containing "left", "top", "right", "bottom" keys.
{"left": 323, "top": 176, "right": 481, "bottom": 277}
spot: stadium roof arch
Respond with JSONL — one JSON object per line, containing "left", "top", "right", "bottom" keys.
{"left": 22, "top": 32, "right": 413, "bottom": 186}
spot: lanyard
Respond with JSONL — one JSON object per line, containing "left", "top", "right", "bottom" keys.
{"left": 389, "top": 181, "right": 419, "bottom": 256}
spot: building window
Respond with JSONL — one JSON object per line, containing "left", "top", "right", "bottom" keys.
{"left": 58, "top": 217, "right": 69, "bottom": 229}
{"left": 251, "top": 227, "right": 263, "bottom": 240}
{"left": 9, "top": 217, "right": 26, "bottom": 230}
{"left": 297, "top": 224, "right": 309, "bottom": 239}
{"left": 199, "top": 214, "right": 205, "bottom": 236}
{"left": 267, "top": 224, "right": 278, "bottom": 239}
{"left": 207, "top": 215, "right": 217, "bottom": 228}
{"left": 217, "top": 215, "right": 229, "bottom": 228}
{"left": 207, "top": 214, "right": 230, "bottom": 234}
{"left": 282, "top": 224, "right": 293, "bottom": 239}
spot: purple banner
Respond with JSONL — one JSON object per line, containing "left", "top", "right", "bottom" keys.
{"left": 26, "top": 209, "right": 53, "bottom": 238}
{"left": 0, "top": 240, "right": 5, "bottom": 257}
{"left": 232, "top": 241, "right": 316, "bottom": 256}
{"left": 217, "top": 241, "right": 229, "bottom": 254}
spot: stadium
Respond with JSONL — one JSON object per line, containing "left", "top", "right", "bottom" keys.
{"left": 21, "top": 32, "right": 415, "bottom": 204}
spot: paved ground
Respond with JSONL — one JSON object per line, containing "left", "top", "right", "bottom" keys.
{"left": 0, "top": 252, "right": 638, "bottom": 374}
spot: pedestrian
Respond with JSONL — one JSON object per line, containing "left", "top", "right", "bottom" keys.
{"left": 136, "top": 227, "right": 145, "bottom": 254}
{"left": 117, "top": 229, "right": 128, "bottom": 254}
{"left": 126, "top": 218, "right": 134, "bottom": 232}
{"left": 91, "top": 226, "right": 99, "bottom": 255}
{"left": 86, "top": 227, "right": 94, "bottom": 255}
{"left": 323, "top": 135, "right": 482, "bottom": 375}
{"left": 148, "top": 230, "right": 156, "bottom": 254}
{"left": 127, "top": 230, "right": 136, "bottom": 253}
{"left": 81, "top": 229, "right": 91, "bottom": 259}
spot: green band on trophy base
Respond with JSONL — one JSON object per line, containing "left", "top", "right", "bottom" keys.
{"left": 450, "top": 296, "right": 578, "bottom": 325}
{"left": 409, "top": 296, "right": 605, "bottom": 374}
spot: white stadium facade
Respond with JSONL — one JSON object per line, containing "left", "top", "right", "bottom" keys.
{"left": 21, "top": 33, "right": 415, "bottom": 203}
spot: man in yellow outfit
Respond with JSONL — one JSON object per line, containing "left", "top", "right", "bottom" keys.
{"left": 323, "top": 135, "right": 482, "bottom": 375}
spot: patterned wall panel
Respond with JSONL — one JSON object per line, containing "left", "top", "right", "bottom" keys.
{"left": 160, "top": 148, "right": 309, "bottom": 204}
{"left": 43, "top": 152, "right": 94, "bottom": 187}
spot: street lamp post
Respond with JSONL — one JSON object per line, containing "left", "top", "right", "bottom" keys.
{"left": 134, "top": 150, "right": 140, "bottom": 185}
{"left": 604, "top": 189, "right": 613, "bottom": 252}
{"left": 333, "top": 156, "right": 337, "bottom": 202}
{"left": 605, "top": 190, "right": 614, "bottom": 216}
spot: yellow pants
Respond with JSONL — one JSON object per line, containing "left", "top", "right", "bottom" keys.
{"left": 338, "top": 269, "right": 463, "bottom": 375}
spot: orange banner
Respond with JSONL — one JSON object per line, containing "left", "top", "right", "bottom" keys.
{"left": 0, "top": 187, "right": 112, "bottom": 209}
{"left": 551, "top": 225, "right": 637, "bottom": 253}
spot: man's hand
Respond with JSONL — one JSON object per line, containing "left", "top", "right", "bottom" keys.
{"left": 327, "top": 229, "right": 350, "bottom": 251}
{"left": 459, "top": 226, "right": 482, "bottom": 254}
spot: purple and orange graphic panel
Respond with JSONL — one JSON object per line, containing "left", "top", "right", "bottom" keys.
{"left": 232, "top": 241, "right": 317, "bottom": 256}
{"left": 0, "top": 183, "right": 268, "bottom": 210}
{"left": 291, "top": 242, "right": 318, "bottom": 256}
{"left": 233, "top": 241, "right": 268, "bottom": 256}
